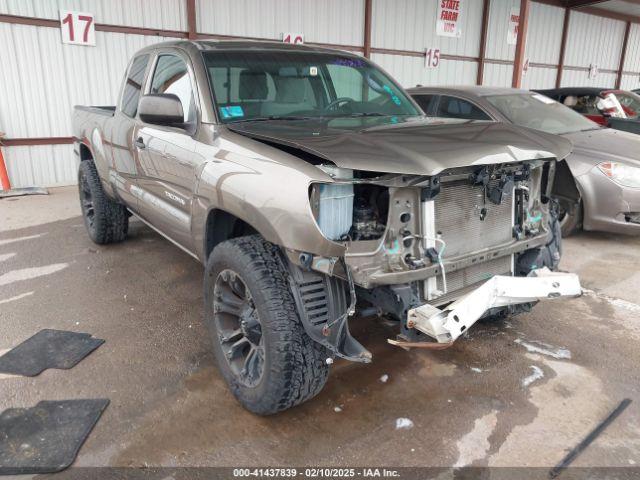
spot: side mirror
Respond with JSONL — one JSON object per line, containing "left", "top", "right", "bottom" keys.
{"left": 138, "top": 94, "right": 184, "bottom": 127}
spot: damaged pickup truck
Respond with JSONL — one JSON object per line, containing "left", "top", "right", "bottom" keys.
{"left": 73, "top": 40, "right": 581, "bottom": 414}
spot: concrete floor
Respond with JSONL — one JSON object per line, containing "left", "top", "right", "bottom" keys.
{"left": 1, "top": 186, "right": 640, "bottom": 469}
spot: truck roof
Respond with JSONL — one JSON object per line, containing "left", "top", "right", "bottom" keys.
{"left": 136, "top": 39, "right": 360, "bottom": 57}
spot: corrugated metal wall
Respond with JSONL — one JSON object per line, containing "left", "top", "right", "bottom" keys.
{"left": 0, "top": 0, "right": 187, "bottom": 30}
{"left": 485, "top": 0, "right": 519, "bottom": 62}
{"left": 0, "top": 1, "right": 181, "bottom": 188}
{"left": 621, "top": 23, "right": 640, "bottom": 90}
{"left": 197, "top": 0, "right": 364, "bottom": 46}
{"left": 525, "top": 2, "right": 565, "bottom": 65}
{"left": 558, "top": 10, "right": 627, "bottom": 88}
{"left": 370, "top": 0, "right": 480, "bottom": 88}
{"left": 372, "top": 53, "right": 477, "bottom": 88}
{"left": 371, "top": 0, "right": 482, "bottom": 56}
{"left": 1, "top": 0, "right": 640, "bottom": 189}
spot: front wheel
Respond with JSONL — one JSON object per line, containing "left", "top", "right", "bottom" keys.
{"left": 204, "top": 235, "right": 330, "bottom": 415}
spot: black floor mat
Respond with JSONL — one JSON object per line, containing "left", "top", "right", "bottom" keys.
{"left": 0, "top": 399, "right": 109, "bottom": 475}
{"left": 0, "top": 329, "right": 104, "bottom": 377}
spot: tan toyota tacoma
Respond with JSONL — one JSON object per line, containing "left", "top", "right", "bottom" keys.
{"left": 73, "top": 40, "right": 581, "bottom": 414}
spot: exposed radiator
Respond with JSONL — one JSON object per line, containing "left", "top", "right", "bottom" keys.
{"left": 424, "top": 180, "right": 515, "bottom": 305}
{"left": 434, "top": 180, "right": 514, "bottom": 258}
{"left": 431, "top": 255, "right": 513, "bottom": 306}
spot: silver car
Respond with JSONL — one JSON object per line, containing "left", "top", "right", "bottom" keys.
{"left": 408, "top": 86, "right": 640, "bottom": 236}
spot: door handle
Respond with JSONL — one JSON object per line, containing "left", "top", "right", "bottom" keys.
{"left": 135, "top": 137, "right": 146, "bottom": 149}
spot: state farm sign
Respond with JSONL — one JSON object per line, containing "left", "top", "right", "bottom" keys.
{"left": 507, "top": 7, "right": 520, "bottom": 45}
{"left": 436, "top": 0, "right": 463, "bottom": 38}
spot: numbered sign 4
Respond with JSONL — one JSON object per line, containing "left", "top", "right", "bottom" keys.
{"left": 282, "top": 33, "right": 304, "bottom": 44}
{"left": 424, "top": 48, "right": 441, "bottom": 69}
{"left": 60, "top": 11, "right": 96, "bottom": 46}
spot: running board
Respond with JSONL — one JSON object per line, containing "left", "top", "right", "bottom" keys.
{"left": 408, "top": 268, "right": 582, "bottom": 343}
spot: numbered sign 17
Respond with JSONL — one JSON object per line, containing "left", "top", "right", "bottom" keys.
{"left": 60, "top": 11, "right": 96, "bottom": 46}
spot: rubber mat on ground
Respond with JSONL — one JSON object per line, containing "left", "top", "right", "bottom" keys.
{"left": 0, "top": 399, "right": 109, "bottom": 475}
{"left": 0, "top": 329, "right": 104, "bottom": 377}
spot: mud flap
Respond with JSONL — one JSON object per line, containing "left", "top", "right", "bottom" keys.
{"left": 408, "top": 267, "right": 582, "bottom": 343}
{"left": 287, "top": 263, "right": 372, "bottom": 363}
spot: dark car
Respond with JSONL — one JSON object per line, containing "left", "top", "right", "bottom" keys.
{"left": 408, "top": 86, "right": 640, "bottom": 237}
{"left": 536, "top": 87, "right": 640, "bottom": 134}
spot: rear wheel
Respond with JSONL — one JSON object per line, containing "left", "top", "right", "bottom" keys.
{"left": 204, "top": 235, "right": 330, "bottom": 415}
{"left": 78, "top": 160, "right": 128, "bottom": 244}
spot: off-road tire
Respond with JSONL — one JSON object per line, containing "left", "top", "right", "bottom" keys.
{"left": 204, "top": 235, "right": 330, "bottom": 415}
{"left": 78, "top": 160, "right": 128, "bottom": 244}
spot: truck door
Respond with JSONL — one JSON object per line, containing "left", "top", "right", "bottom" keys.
{"left": 134, "top": 52, "right": 201, "bottom": 253}
{"left": 109, "top": 53, "right": 151, "bottom": 212}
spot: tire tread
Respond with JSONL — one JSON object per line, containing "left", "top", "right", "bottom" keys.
{"left": 79, "top": 160, "right": 128, "bottom": 244}
{"left": 205, "top": 235, "right": 329, "bottom": 415}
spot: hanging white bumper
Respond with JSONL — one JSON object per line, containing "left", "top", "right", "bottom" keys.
{"left": 408, "top": 268, "right": 582, "bottom": 344}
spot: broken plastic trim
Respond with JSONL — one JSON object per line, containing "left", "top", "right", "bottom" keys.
{"left": 408, "top": 267, "right": 582, "bottom": 344}
{"left": 287, "top": 260, "right": 372, "bottom": 363}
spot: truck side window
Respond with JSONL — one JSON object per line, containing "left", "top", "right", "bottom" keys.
{"left": 436, "top": 96, "right": 491, "bottom": 121}
{"left": 121, "top": 54, "right": 149, "bottom": 118}
{"left": 150, "top": 55, "right": 196, "bottom": 123}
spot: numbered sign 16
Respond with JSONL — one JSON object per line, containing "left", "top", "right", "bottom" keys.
{"left": 425, "top": 48, "right": 441, "bottom": 69}
{"left": 60, "top": 11, "right": 95, "bottom": 46}
{"left": 282, "top": 33, "right": 304, "bottom": 44}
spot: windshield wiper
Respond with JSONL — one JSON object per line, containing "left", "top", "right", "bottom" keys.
{"left": 334, "top": 112, "right": 389, "bottom": 118}
{"left": 229, "top": 115, "right": 315, "bottom": 123}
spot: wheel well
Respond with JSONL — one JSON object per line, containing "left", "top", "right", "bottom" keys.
{"left": 205, "top": 209, "right": 258, "bottom": 259}
{"left": 79, "top": 143, "right": 93, "bottom": 161}
{"left": 552, "top": 159, "right": 580, "bottom": 201}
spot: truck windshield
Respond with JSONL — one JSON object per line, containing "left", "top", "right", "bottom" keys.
{"left": 486, "top": 93, "right": 599, "bottom": 135}
{"left": 202, "top": 50, "right": 420, "bottom": 123}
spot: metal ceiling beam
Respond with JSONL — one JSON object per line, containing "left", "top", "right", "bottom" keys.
{"left": 363, "top": 0, "right": 372, "bottom": 58}
{"left": 476, "top": 0, "right": 491, "bottom": 85}
{"left": 186, "top": 0, "right": 197, "bottom": 40}
{"left": 616, "top": 21, "right": 632, "bottom": 88}
{"left": 579, "top": 6, "right": 640, "bottom": 22}
{"left": 556, "top": 8, "right": 571, "bottom": 87}
{"left": 533, "top": 0, "right": 640, "bottom": 23}
{"left": 512, "top": 0, "right": 531, "bottom": 88}
{"left": 562, "top": 0, "right": 609, "bottom": 7}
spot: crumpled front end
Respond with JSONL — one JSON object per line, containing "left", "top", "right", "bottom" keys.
{"left": 287, "top": 156, "right": 580, "bottom": 358}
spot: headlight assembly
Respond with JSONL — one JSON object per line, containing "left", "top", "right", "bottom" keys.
{"left": 597, "top": 162, "right": 640, "bottom": 188}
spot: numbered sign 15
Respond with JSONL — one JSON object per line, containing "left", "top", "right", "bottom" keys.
{"left": 425, "top": 48, "right": 441, "bottom": 68}
{"left": 60, "top": 11, "right": 96, "bottom": 46}
{"left": 282, "top": 33, "right": 304, "bottom": 44}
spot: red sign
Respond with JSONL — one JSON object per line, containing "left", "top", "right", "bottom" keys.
{"left": 282, "top": 33, "right": 304, "bottom": 44}
{"left": 60, "top": 10, "right": 95, "bottom": 46}
{"left": 436, "top": 0, "right": 463, "bottom": 38}
{"left": 507, "top": 7, "right": 520, "bottom": 45}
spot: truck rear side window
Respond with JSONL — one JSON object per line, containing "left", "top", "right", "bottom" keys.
{"left": 121, "top": 54, "right": 149, "bottom": 118}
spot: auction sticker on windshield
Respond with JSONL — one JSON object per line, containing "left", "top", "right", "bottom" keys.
{"left": 220, "top": 106, "right": 245, "bottom": 119}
